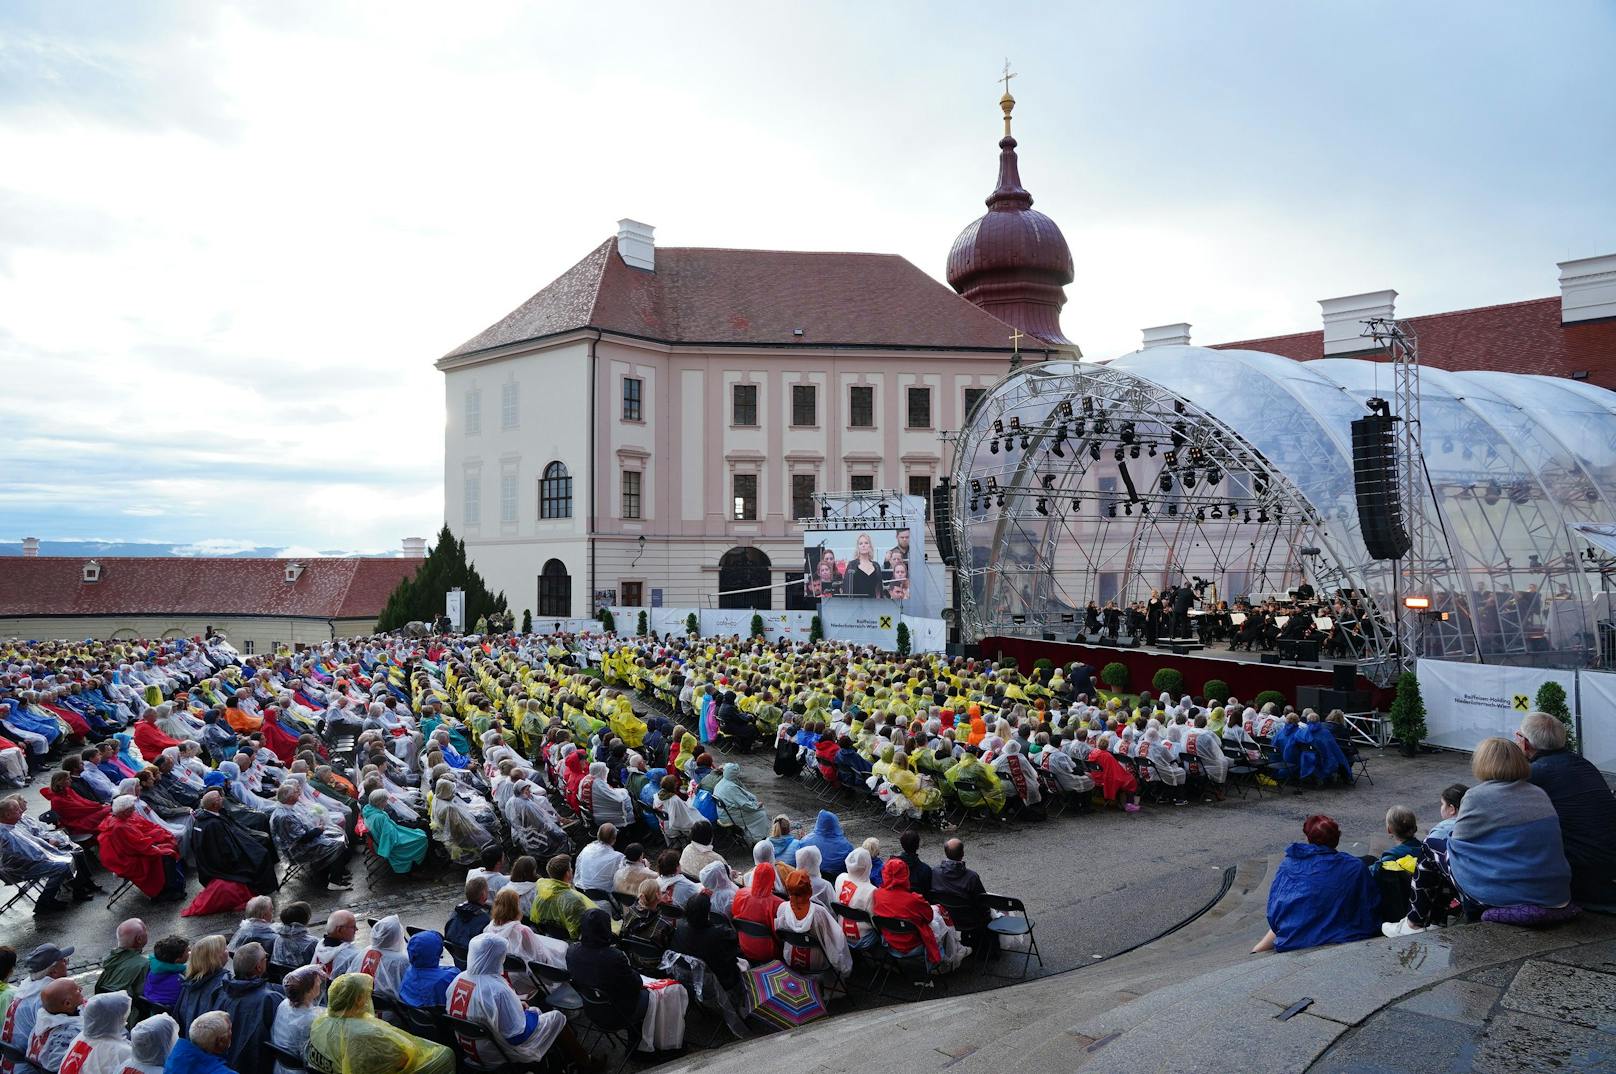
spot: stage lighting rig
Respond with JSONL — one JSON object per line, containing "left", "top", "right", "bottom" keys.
{"left": 1159, "top": 472, "right": 1174, "bottom": 492}
{"left": 1120, "top": 421, "right": 1136, "bottom": 443}
{"left": 1041, "top": 474, "right": 1056, "bottom": 490}
{"left": 1113, "top": 446, "right": 1125, "bottom": 462}
{"left": 1089, "top": 442, "right": 1101, "bottom": 461}
{"left": 1036, "top": 498, "right": 1048, "bottom": 515}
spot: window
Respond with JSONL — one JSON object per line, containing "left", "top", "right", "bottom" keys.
{"left": 500, "top": 473, "right": 518, "bottom": 523}
{"left": 732, "top": 383, "right": 758, "bottom": 426}
{"left": 464, "top": 388, "right": 481, "bottom": 435}
{"left": 500, "top": 383, "right": 518, "bottom": 430}
{"left": 539, "top": 461, "right": 572, "bottom": 519}
{"left": 849, "top": 385, "right": 874, "bottom": 428}
{"left": 850, "top": 474, "right": 875, "bottom": 493}
{"left": 538, "top": 559, "right": 571, "bottom": 617}
{"left": 1098, "top": 571, "right": 1120, "bottom": 606}
{"left": 621, "top": 581, "right": 643, "bottom": 607}
{"left": 791, "top": 473, "right": 816, "bottom": 521}
{"left": 1099, "top": 475, "right": 1119, "bottom": 516}
{"left": 792, "top": 384, "right": 817, "bottom": 426}
{"left": 732, "top": 473, "right": 758, "bottom": 520}
{"left": 463, "top": 473, "right": 481, "bottom": 525}
{"left": 909, "top": 475, "right": 932, "bottom": 521}
{"left": 963, "top": 387, "right": 986, "bottom": 422}
{"left": 906, "top": 386, "right": 932, "bottom": 429}
{"left": 622, "top": 377, "right": 642, "bottom": 421}
{"left": 243, "top": 639, "right": 255, "bottom": 655}
{"left": 622, "top": 469, "right": 641, "bottom": 519}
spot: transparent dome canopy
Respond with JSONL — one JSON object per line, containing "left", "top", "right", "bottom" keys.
{"left": 947, "top": 345, "right": 1616, "bottom": 682}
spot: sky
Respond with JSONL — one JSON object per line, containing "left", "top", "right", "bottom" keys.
{"left": 2, "top": 1, "right": 1613, "bottom": 554}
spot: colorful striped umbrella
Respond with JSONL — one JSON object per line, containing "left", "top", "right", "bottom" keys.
{"left": 744, "top": 960, "right": 828, "bottom": 1028}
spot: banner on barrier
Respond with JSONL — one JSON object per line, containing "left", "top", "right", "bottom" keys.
{"left": 1574, "top": 670, "right": 1616, "bottom": 775}
{"left": 1417, "top": 659, "right": 1575, "bottom": 753}
{"left": 820, "top": 598, "right": 899, "bottom": 649}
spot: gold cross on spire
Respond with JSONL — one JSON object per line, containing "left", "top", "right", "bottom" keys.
{"left": 1009, "top": 326, "right": 1025, "bottom": 368}
{"left": 999, "top": 58, "right": 1016, "bottom": 98}
{"left": 998, "top": 58, "right": 1017, "bottom": 136}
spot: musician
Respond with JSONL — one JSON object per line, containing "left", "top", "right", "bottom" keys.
{"left": 1145, "top": 590, "right": 1164, "bottom": 646}
{"left": 1103, "top": 601, "right": 1122, "bottom": 641}
{"left": 1084, "top": 602, "right": 1102, "bottom": 637}
{"left": 1295, "top": 582, "right": 1316, "bottom": 602}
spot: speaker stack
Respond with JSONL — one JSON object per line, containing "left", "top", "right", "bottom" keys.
{"left": 931, "top": 479, "right": 958, "bottom": 567}
{"left": 1351, "top": 414, "right": 1412, "bottom": 560}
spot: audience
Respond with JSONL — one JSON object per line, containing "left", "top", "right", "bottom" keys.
{"left": 165, "top": 1011, "right": 237, "bottom": 1074}
{"left": 267, "top": 969, "right": 321, "bottom": 1074}
{"left": 174, "top": 937, "right": 230, "bottom": 1036}
{"left": 1516, "top": 711, "right": 1616, "bottom": 909}
{"left": 126, "top": 1015, "right": 178, "bottom": 1074}
{"left": 61, "top": 991, "right": 133, "bottom": 1074}
{"left": 28, "top": 978, "right": 86, "bottom": 1074}
{"left": 94, "top": 919, "right": 149, "bottom": 1006}
{"left": 574, "top": 823, "right": 625, "bottom": 895}
{"left": 1254, "top": 815, "right": 1380, "bottom": 953}
{"left": 306, "top": 974, "right": 451, "bottom": 1074}
{"left": 144, "top": 937, "right": 188, "bottom": 1010}
{"left": 218, "top": 944, "right": 282, "bottom": 1074}
{"left": 443, "top": 877, "right": 491, "bottom": 951}
{"left": 356, "top": 917, "right": 408, "bottom": 1001}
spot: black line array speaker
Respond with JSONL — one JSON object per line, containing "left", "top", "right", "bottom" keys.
{"left": 1351, "top": 414, "right": 1412, "bottom": 560}
{"left": 1298, "top": 686, "right": 1372, "bottom": 713}
{"left": 932, "top": 479, "right": 958, "bottom": 567}
{"left": 1332, "top": 663, "right": 1358, "bottom": 691}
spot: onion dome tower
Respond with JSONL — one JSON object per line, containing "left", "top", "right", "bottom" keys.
{"left": 946, "top": 82, "right": 1076, "bottom": 348}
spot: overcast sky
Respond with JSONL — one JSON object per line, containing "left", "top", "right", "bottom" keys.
{"left": 3, "top": 1, "right": 1613, "bottom": 554}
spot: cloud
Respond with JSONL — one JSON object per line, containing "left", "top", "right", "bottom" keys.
{"left": 0, "top": 2, "right": 1612, "bottom": 552}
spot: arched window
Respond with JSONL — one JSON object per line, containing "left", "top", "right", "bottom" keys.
{"left": 718, "top": 546, "right": 772, "bottom": 609}
{"left": 539, "top": 461, "right": 572, "bottom": 519}
{"left": 538, "top": 559, "right": 571, "bottom": 617}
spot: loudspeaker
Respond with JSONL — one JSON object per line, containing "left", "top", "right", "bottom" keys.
{"left": 1278, "top": 639, "right": 1321, "bottom": 662}
{"left": 1298, "top": 686, "right": 1372, "bottom": 712}
{"left": 1351, "top": 414, "right": 1412, "bottom": 560}
{"left": 931, "top": 480, "right": 958, "bottom": 567}
{"left": 1332, "top": 663, "right": 1358, "bottom": 691}
{"left": 1261, "top": 653, "right": 1281, "bottom": 665}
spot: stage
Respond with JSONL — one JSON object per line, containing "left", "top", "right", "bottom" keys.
{"left": 979, "top": 635, "right": 1392, "bottom": 708}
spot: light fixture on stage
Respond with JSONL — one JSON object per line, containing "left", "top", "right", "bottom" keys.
{"left": 1275, "top": 505, "right": 1285, "bottom": 518}
{"left": 878, "top": 501, "right": 889, "bottom": 519}
{"left": 1120, "top": 421, "right": 1136, "bottom": 443}
{"left": 1243, "top": 509, "right": 1252, "bottom": 523}
{"left": 1206, "top": 467, "right": 1222, "bottom": 485}
{"left": 1082, "top": 396, "right": 1094, "bottom": 416}
{"left": 1113, "top": 446, "right": 1125, "bottom": 462}
{"left": 821, "top": 505, "right": 831, "bottom": 520}
{"left": 1089, "top": 442, "right": 1101, "bottom": 461}
{"left": 1148, "top": 441, "right": 1158, "bottom": 457}
{"left": 1123, "top": 502, "right": 1132, "bottom": 516}
{"left": 1167, "top": 503, "right": 1178, "bottom": 516}
{"left": 1107, "top": 503, "right": 1117, "bottom": 518}
{"left": 1210, "top": 504, "right": 1223, "bottom": 519}
{"left": 1183, "top": 471, "right": 1198, "bottom": 490}
{"left": 1051, "top": 424, "right": 1067, "bottom": 457}
{"left": 1171, "top": 421, "right": 1187, "bottom": 449}
{"left": 1011, "top": 416, "right": 1029, "bottom": 450}
{"left": 1227, "top": 502, "right": 1238, "bottom": 518}
{"left": 1036, "top": 497, "right": 1048, "bottom": 515}
{"left": 1129, "top": 443, "right": 1141, "bottom": 459}
{"left": 1196, "top": 507, "right": 1206, "bottom": 522}
{"left": 1160, "top": 472, "right": 1174, "bottom": 492}
{"left": 997, "top": 492, "right": 1006, "bottom": 507}
{"left": 1257, "top": 507, "right": 1269, "bottom": 523}
{"left": 1174, "top": 399, "right": 1186, "bottom": 414}
{"left": 1140, "top": 502, "right": 1151, "bottom": 515}
{"left": 1164, "top": 449, "right": 1178, "bottom": 468}
{"left": 1074, "top": 416, "right": 1086, "bottom": 437}
{"left": 1070, "top": 497, "right": 1081, "bottom": 511}
{"left": 1042, "top": 474, "right": 1056, "bottom": 490}
{"left": 1403, "top": 595, "right": 1431, "bottom": 610}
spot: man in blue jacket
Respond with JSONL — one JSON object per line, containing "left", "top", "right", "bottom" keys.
{"left": 1518, "top": 712, "right": 1616, "bottom": 909}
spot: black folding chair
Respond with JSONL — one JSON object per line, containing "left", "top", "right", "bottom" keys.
{"left": 777, "top": 927, "right": 848, "bottom": 998}
{"left": 398, "top": 1003, "right": 450, "bottom": 1046}
{"left": 526, "top": 959, "right": 585, "bottom": 1014}
{"left": 575, "top": 983, "right": 639, "bottom": 1072}
{"left": 983, "top": 893, "right": 1042, "bottom": 978}
{"left": 869, "top": 916, "right": 944, "bottom": 997}
{"left": 828, "top": 902, "right": 882, "bottom": 988}
{"left": 581, "top": 887, "right": 620, "bottom": 919}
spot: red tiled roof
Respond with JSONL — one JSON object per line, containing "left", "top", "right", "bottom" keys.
{"left": 443, "top": 239, "right": 1028, "bottom": 358}
{"left": 0, "top": 557, "right": 418, "bottom": 619}
{"left": 1212, "top": 297, "right": 1616, "bottom": 386}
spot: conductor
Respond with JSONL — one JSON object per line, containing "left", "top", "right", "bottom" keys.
{"left": 1170, "top": 584, "right": 1194, "bottom": 639}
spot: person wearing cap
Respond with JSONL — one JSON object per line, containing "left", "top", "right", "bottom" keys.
{"left": 93, "top": 920, "right": 148, "bottom": 1014}
{"left": 26, "top": 978, "right": 85, "bottom": 1074}
{"left": 56, "top": 990, "right": 130, "bottom": 1074}
{"left": 2, "top": 943, "right": 73, "bottom": 1072}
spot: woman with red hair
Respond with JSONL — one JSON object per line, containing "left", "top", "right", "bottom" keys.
{"left": 41, "top": 769, "right": 110, "bottom": 836}
{"left": 1253, "top": 814, "right": 1380, "bottom": 953}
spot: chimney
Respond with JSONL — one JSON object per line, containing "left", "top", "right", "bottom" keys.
{"left": 21, "top": 537, "right": 39, "bottom": 558}
{"left": 1320, "top": 290, "right": 1397, "bottom": 356}
{"left": 1141, "top": 323, "right": 1192, "bottom": 349}
{"left": 402, "top": 537, "right": 427, "bottom": 559}
{"left": 616, "top": 219, "right": 655, "bottom": 271}
{"left": 1559, "top": 254, "right": 1616, "bottom": 325}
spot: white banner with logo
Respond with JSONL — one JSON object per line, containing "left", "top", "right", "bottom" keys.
{"left": 820, "top": 598, "right": 900, "bottom": 649}
{"left": 903, "top": 616, "right": 947, "bottom": 654}
{"left": 1417, "top": 659, "right": 1576, "bottom": 752}
{"left": 651, "top": 608, "right": 693, "bottom": 637}
{"left": 1573, "top": 670, "right": 1616, "bottom": 775}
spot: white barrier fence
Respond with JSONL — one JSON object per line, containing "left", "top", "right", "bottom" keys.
{"left": 544, "top": 605, "right": 946, "bottom": 654}
{"left": 1417, "top": 658, "right": 1613, "bottom": 774}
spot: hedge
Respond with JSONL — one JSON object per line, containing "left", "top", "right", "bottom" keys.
{"left": 1151, "top": 667, "right": 1185, "bottom": 694}
{"left": 1254, "top": 689, "right": 1287, "bottom": 710}
{"left": 1202, "top": 679, "right": 1230, "bottom": 703}
{"left": 1100, "top": 662, "right": 1129, "bottom": 690}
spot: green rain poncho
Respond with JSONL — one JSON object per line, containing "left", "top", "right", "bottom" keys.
{"left": 306, "top": 973, "right": 453, "bottom": 1074}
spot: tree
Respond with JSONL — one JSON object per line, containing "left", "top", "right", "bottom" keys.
{"left": 809, "top": 615, "right": 823, "bottom": 642}
{"left": 896, "top": 622, "right": 911, "bottom": 656}
{"left": 750, "top": 613, "right": 766, "bottom": 638}
{"left": 1151, "top": 667, "right": 1185, "bottom": 694}
{"left": 637, "top": 610, "right": 649, "bottom": 637}
{"left": 377, "top": 524, "right": 507, "bottom": 632}
{"left": 1535, "top": 681, "right": 1578, "bottom": 750}
{"left": 1202, "top": 679, "right": 1230, "bottom": 703}
{"left": 686, "top": 612, "right": 699, "bottom": 636}
{"left": 598, "top": 608, "right": 616, "bottom": 634}
{"left": 521, "top": 609, "right": 532, "bottom": 634}
{"left": 1388, "top": 672, "right": 1427, "bottom": 754}
{"left": 1100, "top": 662, "right": 1129, "bottom": 690}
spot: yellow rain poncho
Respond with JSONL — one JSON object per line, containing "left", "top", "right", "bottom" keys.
{"left": 307, "top": 973, "right": 454, "bottom": 1074}
{"left": 888, "top": 754, "right": 944, "bottom": 813}
{"left": 607, "top": 696, "right": 646, "bottom": 748}
{"left": 945, "top": 752, "right": 1006, "bottom": 813}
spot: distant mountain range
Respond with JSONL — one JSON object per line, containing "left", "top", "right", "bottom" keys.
{"left": 0, "top": 540, "right": 392, "bottom": 559}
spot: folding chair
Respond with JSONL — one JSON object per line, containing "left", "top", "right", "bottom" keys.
{"left": 1343, "top": 742, "right": 1374, "bottom": 785}
{"left": 615, "top": 934, "right": 666, "bottom": 975}
{"left": 983, "top": 893, "right": 1042, "bottom": 978}
{"left": 277, "top": 860, "right": 304, "bottom": 890}
{"left": 730, "top": 916, "right": 777, "bottom": 961}
{"left": 869, "top": 916, "right": 945, "bottom": 998}
{"left": 581, "top": 887, "right": 620, "bottom": 919}
{"left": 105, "top": 875, "right": 138, "bottom": 912}
{"left": 828, "top": 902, "right": 881, "bottom": 988}
{"left": 0, "top": 870, "right": 44, "bottom": 916}
{"left": 439, "top": 1012, "right": 546, "bottom": 1074}
{"left": 778, "top": 927, "right": 848, "bottom": 998}
{"left": 398, "top": 1002, "right": 451, "bottom": 1046}
{"left": 575, "top": 983, "right": 640, "bottom": 1072}
{"left": 526, "top": 959, "right": 585, "bottom": 1014}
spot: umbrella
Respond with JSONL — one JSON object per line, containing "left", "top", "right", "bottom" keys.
{"left": 743, "top": 960, "right": 828, "bottom": 1028}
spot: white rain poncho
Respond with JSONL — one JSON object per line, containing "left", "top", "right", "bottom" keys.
{"left": 832, "top": 847, "right": 877, "bottom": 946}
{"left": 357, "top": 916, "right": 410, "bottom": 1000}
{"left": 1191, "top": 729, "right": 1230, "bottom": 784}
{"left": 1142, "top": 728, "right": 1186, "bottom": 786}
{"left": 444, "top": 935, "right": 567, "bottom": 1066}
{"left": 58, "top": 991, "right": 132, "bottom": 1074}
{"left": 992, "top": 740, "right": 1043, "bottom": 805}
{"left": 220, "top": 761, "right": 274, "bottom": 812}
{"left": 125, "top": 1014, "right": 178, "bottom": 1074}
{"left": 431, "top": 779, "right": 494, "bottom": 865}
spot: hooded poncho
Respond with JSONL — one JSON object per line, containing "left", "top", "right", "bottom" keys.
{"left": 399, "top": 933, "right": 460, "bottom": 1009}
{"left": 307, "top": 974, "right": 453, "bottom": 1074}
{"left": 798, "top": 810, "right": 854, "bottom": 875}
{"left": 833, "top": 847, "right": 877, "bottom": 946}
{"left": 711, "top": 763, "right": 769, "bottom": 843}
{"left": 445, "top": 936, "right": 566, "bottom": 1065}
{"left": 125, "top": 1014, "right": 177, "bottom": 1074}
{"left": 58, "top": 991, "right": 131, "bottom": 1074}
{"left": 362, "top": 802, "right": 427, "bottom": 875}
{"left": 775, "top": 868, "right": 852, "bottom": 977}
{"left": 358, "top": 916, "right": 410, "bottom": 1000}
{"left": 871, "top": 858, "right": 941, "bottom": 964}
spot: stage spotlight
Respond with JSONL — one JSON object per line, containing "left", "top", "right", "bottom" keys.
{"left": 1113, "top": 446, "right": 1125, "bottom": 462}
{"left": 821, "top": 505, "right": 831, "bottom": 520}
{"left": 969, "top": 497, "right": 978, "bottom": 511}
{"left": 1120, "top": 421, "right": 1136, "bottom": 443}
{"left": 1074, "top": 417, "right": 1087, "bottom": 437}
{"left": 1171, "top": 421, "right": 1187, "bottom": 449}
{"left": 1042, "top": 474, "right": 1056, "bottom": 490}
{"left": 1243, "top": 509, "right": 1252, "bottom": 523}
{"left": 1159, "top": 473, "right": 1174, "bottom": 492}
{"left": 1089, "top": 442, "right": 1101, "bottom": 461}
{"left": 1129, "top": 443, "right": 1141, "bottom": 459}
{"left": 1174, "top": 399, "right": 1186, "bottom": 414}
{"left": 1183, "top": 472, "right": 1198, "bottom": 490}
{"left": 1140, "top": 502, "right": 1150, "bottom": 516}
{"left": 1054, "top": 400, "right": 1074, "bottom": 419}
{"left": 1275, "top": 505, "right": 1285, "bottom": 518}
{"left": 1167, "top": 503, "right": 1178, "bottom": 517}
{"left": 1070, "top": 497, "right": 1081, "bottom": 511}
{"left": 1107, "top": 503, "right": 1117, "bottom": 518}
{"left": 1123, "top": 503, "right": 1132, "bottom": 516}
{"left": 970, "top": 479, "right": 982, "bottom": 495}
{"left": 996, "top": 493, "right": 1006, "bottom": 507}
{"left": 1196, "top": 507, "right": 1207, "bottom": 522}
{"left": 1257, "top": 508, "right": 1270, "bottom": 523}
{"left": 1148, "top": 442, "right": 1158, "bottom": 457}
{"left": 990, "top": 437, "right": 1000, "bottom": 454}
{"left": 1164, "top": 450, "right": 1178, "bottom": 468}
{"left": 1228, "top": 503, "right": 1238, "bottom": 517}
{"left": 1206, "top": 468, "right": 1222, "bottom": 485}
{"left": 1082, "top": 397, "right": 1094, "bottom": 416}
{"left": 1210, "top": 505, "right": 1222, "bottom": 519}
{"left": 1036, "top": 498, "right": 1048, "bottom": 515}
{"left": 878, "top": 501, "right": 889, "bottom": 519}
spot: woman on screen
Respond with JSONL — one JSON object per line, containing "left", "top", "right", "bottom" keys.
{"left": 843, "top": 533, "right": 884, "bottom": 598}
{"left": 808, "top": 559, "right": 838, "bottom": 598}
{"left": 884, "top": 559, "right": 910, "bottom": 601}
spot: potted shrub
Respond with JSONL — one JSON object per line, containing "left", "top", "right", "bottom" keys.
{"left": 520, "top": 609, "right": 532, "bottom": 634}
{"left": 809, "top": 615, "right": 823, "bottom": 642}
{"left": 1033, "top": 657, "right": 1055, "bottom": 680}
{"left": 1534, "top": 681, "right": 1577, "bottom": 750}
{"left": 1100, "top": 662, "right": 1129, "bottom": 692}
{"left": 1151, "top": 667, "right": 1185, "bottom": 695}
{"left": 1253, "top": 689, "right": 1287, "bottom": 711}
{"left": 637, "top": 610, "right": 649, "bottom": 636}
{"left": 1388, "top": 671, "right": 1427, "bottom": 756}
{"left": 1202, "top": 678, "right": 1230, "bottom": 703}
{"left": 686, "top": 612, "right": 699, "bottom": 636}
{"left": 598, "top": 608, "right": 616, "bottom": 634}
{"left": 896, "top": 622, "right": 911, "bottom": 656}
{"left": 750, "top": 613, "right": 766, "bottom": 638}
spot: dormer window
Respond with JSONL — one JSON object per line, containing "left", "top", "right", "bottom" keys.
{"left": 284, "top": 562, "right": 305, "bottom": 583}
{"left": 82, "top": 560, "right": 101, "bottom": 583}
